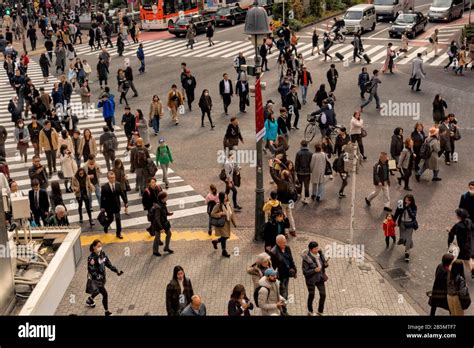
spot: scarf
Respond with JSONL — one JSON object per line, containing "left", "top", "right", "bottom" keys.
{"left": 222, "top": 203, "right": 232, "bottom": 222}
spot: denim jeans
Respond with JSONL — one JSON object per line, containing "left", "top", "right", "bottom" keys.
{"left": 418, "top": 167, "right": 439, "bottom": 179}
{"left": 300, "top": 85, "right": 308, "bottom": 102}
{"left": 307, "top": 282, "right": 326, "bottom": 313}
{"left": 89, "top": 183, "right": 101, "bottom": 207}
{"left": 361, "top": 92, "right": 380, "bottom": 109}
{"left": 152, "top": 116, "right": 160, "bottom": 133}
{"left": 139, "top": 59, "right": 145, "bottom": 73}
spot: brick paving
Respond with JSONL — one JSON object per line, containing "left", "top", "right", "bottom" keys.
{"left": 55, "top": 228, "right": 420, "bottom": 315}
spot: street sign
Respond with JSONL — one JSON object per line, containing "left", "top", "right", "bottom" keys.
{"left": 255, "top": 78, "right": 265, "bottom": 141}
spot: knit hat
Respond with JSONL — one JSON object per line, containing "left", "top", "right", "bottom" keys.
{"left": 429, "top": 127, "right": 439, "bottom": 137}
{"left": 159, "top": 138, "right": 165, "bottom": 144}
{"left": 264, "top": 268, "right": 277, "bottom": 277}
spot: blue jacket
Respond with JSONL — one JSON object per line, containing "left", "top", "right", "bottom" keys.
{"left": 97, "top": 95, "right": 115, "bottom": 119}
{"left": 358, "top": 72, "right": 369, "bottom": 87}
{"left": 264, "top": 118, "right": 278, "bottom": 141}
{"left": 137, "top": 47, "right": 145, "bottom": 60}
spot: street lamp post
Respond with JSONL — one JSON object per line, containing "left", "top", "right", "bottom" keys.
{"left": 244, "top": 1, "right": 271, "bottom": 242}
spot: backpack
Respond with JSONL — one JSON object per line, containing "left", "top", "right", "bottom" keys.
{"left": 287, "top": 181, "right": 298, "bottom": 202}
{"left": 419, "top": 139, "right": 432, "bottom": 160}
{"left": 233, "top": 56, "right": 239, "bottom": 68}
{"left": 219, "top": 168, "right": 227, "bottom": 181}
{"left": 135, "top": 149, "right": 147, "bottom": 168}
{"left": 364, "top": 78, "right": 373, "bottom": 93}
{"left": 146, "top": 158, "right": 158, "bottom": 176}
{"left": 332, "top": 155, "right": 345, "bottom": 173}
{"left": 147, "top": 204, "right": 157, "bottom": 222}
{"left": 253, "top": 285, "right": 270, "bottom": 308}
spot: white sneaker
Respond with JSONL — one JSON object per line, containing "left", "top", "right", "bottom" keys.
{"left": 317, "top": 312, "right": 324, "bottom": 316}
{"left": 302, "top": 198, "right": 309, "bottom": 204}
{"left": 307, "top": 311, "right": 315, "bottom": 316}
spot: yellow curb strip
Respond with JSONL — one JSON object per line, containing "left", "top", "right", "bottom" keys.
{"left": 80, "top": 230, "right": 239, "bottom": 246}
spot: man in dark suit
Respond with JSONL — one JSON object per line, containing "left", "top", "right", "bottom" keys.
{"left": 100, "top": 171, "right": 128, "bottom": 239}
{"left": 29, "top": 179, "right": 50, "bottom": 226}
{"left": 326, "top": 64, "right": 339, "bottom": 93}
{"left": 219, "top": 73, "right": 233, "bottom": 115}
{"left": 283, "top": 85, "right": 302, "bottom": 130}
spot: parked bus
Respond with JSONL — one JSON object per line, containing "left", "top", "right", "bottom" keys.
{"left": 140, "top": 0, "right": 199, "bottom": 30}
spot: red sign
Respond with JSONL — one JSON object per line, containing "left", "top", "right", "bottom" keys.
{"left": 255, "top": 78, "right": 265, "bottom": 142}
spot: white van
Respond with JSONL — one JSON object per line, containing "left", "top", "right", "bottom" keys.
{"left": 374, "top": 0, "right": 415, "bottom": 21}
{"left": 343, "top": 4, "right": 377, "bottom": 33}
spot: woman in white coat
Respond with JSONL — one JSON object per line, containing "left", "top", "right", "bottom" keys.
{"left": 310, "top": 143, "right": 327, "bottom": 202}
{"left": 59, "top": 144, "right": 78, "bottom": 193}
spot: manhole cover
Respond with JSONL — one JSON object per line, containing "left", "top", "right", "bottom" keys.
{"left": 342, "top": 307, "right": 378, "bottom": 316}
{"left": 386, "top": 267, "right": 409, "bottom": 279}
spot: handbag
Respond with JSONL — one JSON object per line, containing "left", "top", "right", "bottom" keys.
{"left": 125, "top": 179, "right": 131, "bottom": 192}
{"left": 57, "top": 170, "right": 65, "bottom": 179}
{"left": 219, "top": 168, "right": 227, "bottom": 182}
{"left": 360, "top": 128, "right": 367, "bottom": 138}
{"left": 459, "top": 281, "right": 471, "bottom": 310}
{"left": 447, "top": 243, "right": 460, "bottom": 259}
{"left": 210, "top": 216, "right": 225, "bottom": 227}
{"left": 408, "top": 77, "right": 416, "bottom": 86}
{"left": 404, "top": 219, "right": 418, "bottom": 230}
{"left": 388, "top": 159, "right": 397, "bottom": 171}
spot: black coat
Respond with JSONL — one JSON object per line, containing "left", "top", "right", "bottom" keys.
{"left": 150, "top": 200, "right": 172, "bottom": 232}
{"left": 29, "top": 189, "right": 50, "bottom": 214}
{"left": 142, "top": 186, "right": 161, "bottom": 211}
{"left": 270, "top": 245, "right": 296, "bottom": 280}
{"left": 448, "top": 218, "right": 472, "bottom": 260}
{"left": 228, "top": 296, "right": 254, "bottom": 316}
{"left": 166, "top": 278, "right": 194, "bottom": 316}
{"left": 263, "top": 218, "right": 287, "bottom": 249}
{"left": 390, "top": 134, "right": 404, "bottom": 158}
{"left": 428, "top": 263, "right": 450, "bottom": 310}
{"left": 235, "top": 80, "right": 249, "bottom": 96}
{"left": 295, "top": 147, "right": 313, "bottom": 175}
{"left": 411, "top": 130, "right": 426, "bottom": 155}
{"left": 219, "top": 79, "right": 233, "bottom": 96}
{"left": 100, "top": 182, "right": 128, "bottom": 214}
{"left": 302, "top": 250, "right": 328, "bottom": 285}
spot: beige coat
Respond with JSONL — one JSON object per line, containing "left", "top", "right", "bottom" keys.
{"left": 310, "top": 152, "right": 327, "bottom": 185}
{"left": 80, "top": 86, "right": 91, "bottom": 103}
{"left": 57, "top": 136, "right": 75, "bottom": 156}
{"left": 39, "top": 128, "right": 59, "bottom": 151}
{"left": 84, "top": 160, "right": 102, "bottom": 185}
{"left": 78, "top": 136, "right": 98, "bottom": 158}
{"left": 166, "top": 90, "right": 184, "bottom": 109}
{"left": 211, "top": 203, "right": 236, "bottom": 238}
{"left": 149, "top": 101, "right": 163, "bottom": 119}
{"left": 60, "top": 154, "right": 78, "bottom": 178}
{"left": 71, "top": 175, "right": 95, "bottom": 197}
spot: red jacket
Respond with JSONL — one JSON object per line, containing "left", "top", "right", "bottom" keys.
{"left": 383, "top": 219, "right": 396, "bottom": 237}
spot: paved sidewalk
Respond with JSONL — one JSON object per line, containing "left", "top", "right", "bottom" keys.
{"left": 55, "top": 228, "right": 421, "bottom": 316}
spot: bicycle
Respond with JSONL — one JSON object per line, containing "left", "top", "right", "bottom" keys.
{"left": 304, "top": 113, "right": 344, "bottom": 142}
{"left": 328, "top": 29, "right": 346, "bottom": 44}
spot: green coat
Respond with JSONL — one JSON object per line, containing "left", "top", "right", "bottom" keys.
{"left": 156, "top": 144, "right": 173, "bottom": 165}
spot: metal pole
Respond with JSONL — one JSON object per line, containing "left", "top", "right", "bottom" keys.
{"left": 282, "top": 0, "right": 285, "bottom": 24}
{"left": 254, "top": 34, "right": 265, "bottom": 242}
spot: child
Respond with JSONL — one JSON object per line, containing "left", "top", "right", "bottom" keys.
{"left": 262, "top": 191, "right": 283, "bottom": 222}
{"left": 383, "top": 213, "right": 396, "bottom": 248}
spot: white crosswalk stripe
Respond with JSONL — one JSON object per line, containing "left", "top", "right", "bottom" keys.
{"left": 69, "top": 38, "right": 452, "bottom": 67}
{"left": 1, "top": 61, "right": 207, "bottom": 231}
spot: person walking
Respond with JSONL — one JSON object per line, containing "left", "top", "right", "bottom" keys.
{"left": 85, "top": 155, "right": 102, "bottom": 207}
{"left": 352, "top": 32, "right": 363, "bottom": 63}
{"left": 365, "top": 152, "right": 391, "bottom": 212}
{"left": 270, "top": 235, "right": 296, "bottom": 314}
{"left": 130, "top": 138, "right": 150, "bottom": 196}
{"left": 223, "top": 117, "right": 244, "bottom": 151}
{"left": 302, "top": 241, "right": 328, "bottom": 316}
{"left": 55, "top": 41, "right": 66, "bottom": 74}
{"left": 142, "top": 177, "right": 162, "bottom": 234}
{"left": 136, "top": 110, "right": 150, "bottom": 148}
{"left": 432, "top": 94, "right": 448, "bottom": 124}
{"left": 71, "top": 167, "right": 95, "bottom": 227}
{"left": 322, "top": 32, "right": 333, "bottom": 61}
{"left": 182, "top": 69, "right": 197, "bottom": 111}
{"left": 447, "top": 259, "right": 470, "bottom": 316}
{"left": 117, "top": 70, "right": 130, "bottom": 106}
{"left": 205, "top": 184, "right": 219, "bottom": 236}
{"left": 310, "top": 143, "right": 327, "bottom": 202}
{"left": 198, "top": 89, "right": 215, "bottom": 129}
{"left": 389, "top": 127, "right": 403, "bottom": 176}
{"left": 99, "top": 126, "right": 118, "bottom": 171}
{"left": 149, "top": 95, "right": 163, "bottom": 135}
{"left": 283, "top": 84, "right": 301, "bottom": 130}
{"left": 85, "top": 239, "right": 123, "bottom": 316}
{"left": 411, "top": 123, "right": 426, "bottom": 171}
{"left": 97, "top": 58, "right": 109, "bottom": 89}
{"left": 410, "top": 52, "right": 426, "bottom": 92}
{"left": 206, "top": 22, "right": 215, "bottom": 46}
{"left": 235, "top": 74, "right": 250, "bottom": 113}
{"left": 78, "top": 129, "right": 97, "bottom": 165}
{"left": 219, "top": 73, "right": 233, "bottom": 116}
{"left": 185, "top": 24, "right": 195, "bottom": 50}
{"left": 38, "top": 120, "right": 59, "bottom": 178}
{"left": 264, "top": 112, "right": 278, "bottom": 153}
{"left": 150, "top": 191, "right": 174, "bottom": 256}
{"left": 124, "top": 60, "right": 139, "bottom": 98}
{"left": 382, "top": 43, "right": 396, "bottom": 74}
{"left": 429, "top": 253, "right": 454, "bottom": 316}
{"left": 79, "top": 80, "right": 92, "bottom": 119}
{"left": 211, "top": 192, "right": 237, "bottom": 258}
{"left": 295, "top": 140, "right": 313, "bottom": 204}
{"left": 397, "top": 138, "right": 414, "bottom": 191}
{"left": 166, "top": 84, "right": 184, "bottom": 126}
{"left": 399, "top": 31, "right": 409, "bottom": 58}
{"left": 39, "top": 53, "right": 50, "bottom": 84}
{"left": 156, "top": 138, "right": 173, "bottom": 189}
{"left": 326, "top": 64, "right": 339, "bottom": 93}
{"left": 439, "top": 117, "right": 454, "bottom": 165}
{"left": 14, "top": 120, "right": 30, "bottom": 164}
{"left": 394, "top": 194, "right": 418, "bottom": 262}
{"left": 425, "top": 29, "right": 439, "bottom": 57}
{"left": 228, "top": 284, "right": 254, "bottom": 316}
{"left": 447, "top": 209, "right": 473, "bottom": 280}
{"left": 116, "top": 34, "right": 125, "bottom": 57}
{"left": 166, "top": 265, "right": 194, "bottom": 316}
{"left": 416, "top": 127, "right": 442, "bottom": 182}
{"left": 263, "top": 210, "right": 287, "bottom": 252}
{"left": 357, "top": 67, "right": 370, "bottom": 99}
{"left": 247, "top": 253, "right": 273, "bottom": 289}
{"left": 297, "top": 66, "right": 312, "bottom": 105}
{"left": 28, "top": 179, "right": 50, "bottom": 226}
{"left": 383, "top": 213, "right": 397, "bottom": 248}
{"left": 137, "top": 43, "right": 145, "bottom": 74}
{"left": 28, "top": 117, "right": 43, "bottom": 157}
{"left": 360, "top": 69, "right": 381, "bottom": 111}
{"left": 444, "top": 41, "right": 458, "bottom": 70}
{"left": 58, "top": 144, "right": 77, "bottom": 193}
{"left": 256, "top": 268, "right": 286, "bottom": 316}
{"left": 100, "top": 171, "right": 128, "bottom": 239}
{"left": 311, "top": 29, "right": 320, "bottom": 56}
{"left": 259, "top": 38, "right": 269, "bottom": 71}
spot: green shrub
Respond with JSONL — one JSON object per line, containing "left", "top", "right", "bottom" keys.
{"left": 288, "top": 19, "right": 303, "bottom": 31}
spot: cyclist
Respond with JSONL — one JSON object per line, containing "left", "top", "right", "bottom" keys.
{"left": 331, "top": 17, "right": 345, "bottom": 39}
{"left": 312, "top": 99, "right": 336, "bottom": 138}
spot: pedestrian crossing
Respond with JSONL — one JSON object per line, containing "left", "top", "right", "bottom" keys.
{"left": 70, "top": 37, "right": 455, "bottom": 66}
{"left": 1, "top": 61, "right": 207, "bottom": 231}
